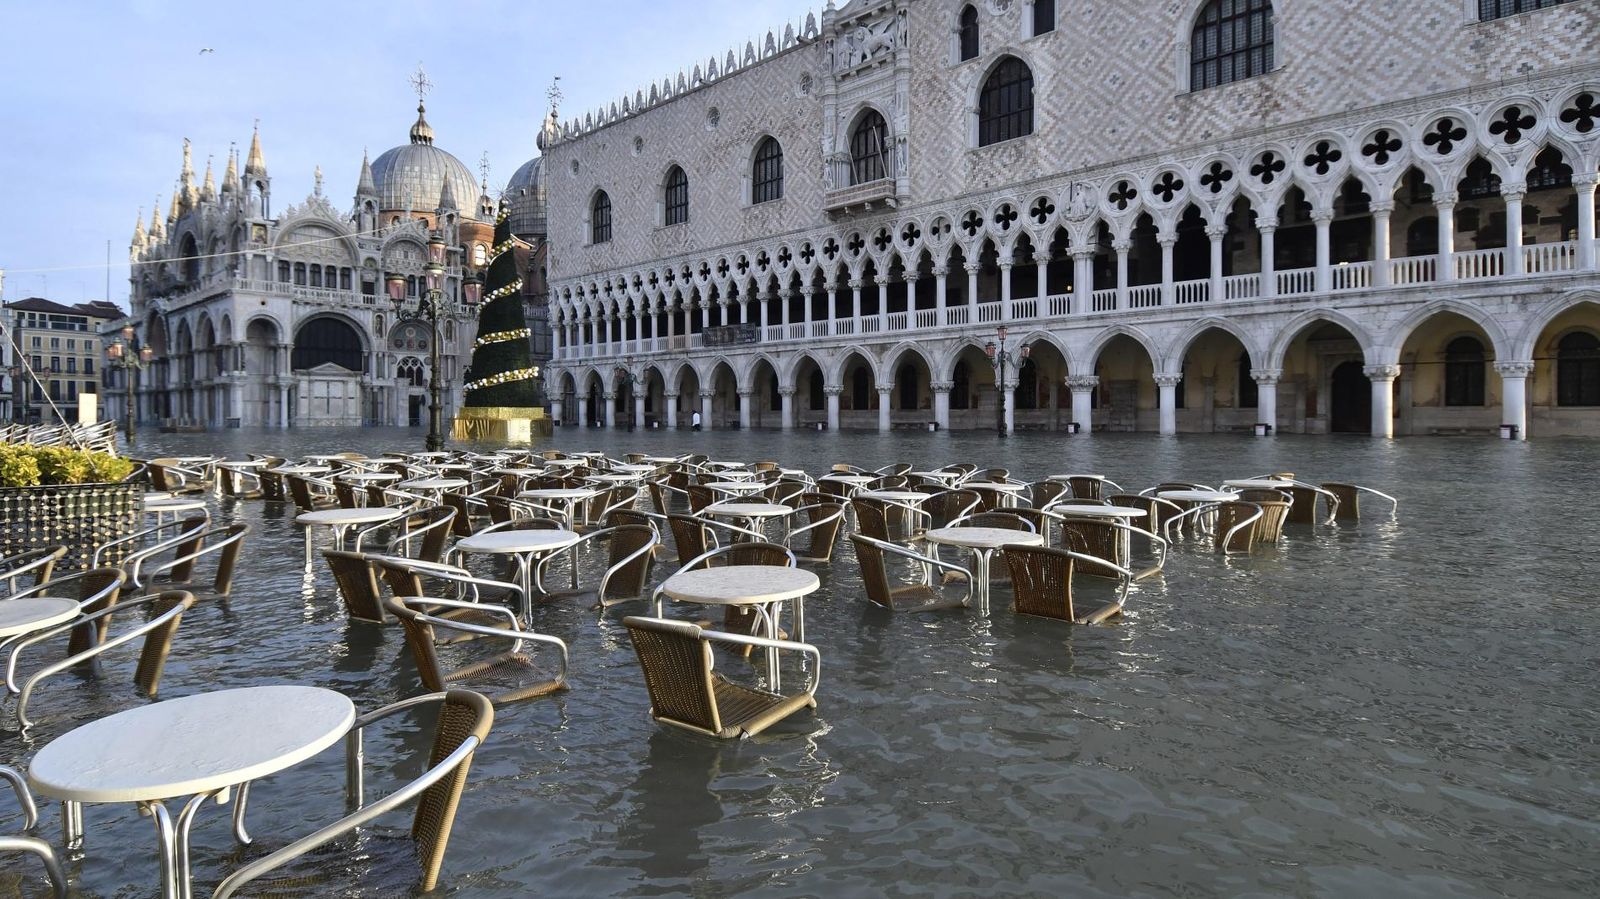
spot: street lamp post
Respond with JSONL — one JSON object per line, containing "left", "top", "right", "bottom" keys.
{"left": 985, "top": 326, "right": 1030, "bottom": 437}
{"left": 388, "top": 234, "right": 458, "bottom": 452}
{"left": 106, "top": 324, "right": 154, "bottom": 445}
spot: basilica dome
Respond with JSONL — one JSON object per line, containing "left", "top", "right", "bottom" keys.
{"left": 370, "top": 102, "right": 481, "bottom": 221}
{"left": 505, "top": 156, "right": 546, "bottom": 238}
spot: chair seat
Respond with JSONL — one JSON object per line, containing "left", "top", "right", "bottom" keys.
{"left": 1131, "top": 564, "right": 1164, "bottom": 581}
{"left": 710, "top": 676, "right": 817, "bottom": 738}
{"left": 434, "top": 606, "right": 515, "bottom": 643}
{"left": 443, "top": 652, "right": 566, "bottom": 703}
{"left": 883, "top": 584, "right": 966, "bottom": 612}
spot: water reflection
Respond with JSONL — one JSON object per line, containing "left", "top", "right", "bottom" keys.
{"left": 4, "top": 427, "right": 1593, "bottom": 897}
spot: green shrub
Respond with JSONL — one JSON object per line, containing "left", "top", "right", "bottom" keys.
{"left": 0, "top": 446, "right": 42, "bottom": 488}
{"left": 85, "top": 452, "right": 135, "bottom": 484}
{"left": 0, "top": 444, "right": 133, "bottom": 487}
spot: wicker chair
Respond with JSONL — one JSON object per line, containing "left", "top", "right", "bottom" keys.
{"left": 0, "top": 547, "right": 66, "bottom": 595}
{"left": 368, "top": 505, "right": 457, "bottom": 563}
{"left": 211, "top": 690, "right": 493, "bottom": 898}
{"left": 373, "top": 556, "right": 532, "bottom": 625}
{"left": 666, "top": 514, "right": 714, "bottom": 567}
{"left": 384, "top": 597, "right": 569, "bottom": 702}
{"left": 852, "top": 497, "right": 927, "bottom": 546}
{"left": 851, "top": 534, "right": 971, "bottom": 612}
{"left": 1066, "top": 476, "right": 1112, "bottom": 501}
{"left": 1322, "top": 482, "right": 1398, "bottom": 521}
{"left": 148, "top": 458, "right": 208, "bottom": 495}
{"left": 286, "top": 474, "right": 338, "bottom": 512}
{"left": 950, "top": 511, "right": 1035, "bottom": 532}
{"left": 3, "top": 568, "right": 125, "bottom": 652}
{"left": 686, "top": 485, "right": 716, "bottom": 514}
{"left": 923, "top": 490, "right": 981, "bottom": 530}
{"left": 216, "top": 465, "right": 264, "bottom": 500}
{"left": 765, "top": 480, "right": 807, "bottom": 507}
{"left": 1109, "top": 493, "right": 1185, "bottom": 534}
{"left": 125, "top": 523, "right": 249, "bottom": 598}
{"left": 1053, "top": 514, "right": 1167, "bottom": 579}
{"left": 1212, "top": 501, "right": 1267, "bottom": 553}
{"left": 1278, "top": 482, "right": 1339, "bottom": 525}
{"left": 549, "top": 525, "right": 659, "bottom": 613}
{"left": 323, "top": 550, "right": 392, "bottom": 623}
{"left": 623, "top": 616, "right": 819, "bottom": 739}
{"left": 876, "top": 462, "right": 913, "bottom": 476}
{"left": 1004, "top": 544, "right": 1129, "bottom": 624}
{"left": 864, "top": 475, "right": 908, "bottom": 491}
{"left": 790, "top": 503, "right": 846, "bottom": 563}
{"left": 0, "top": 765, "right": 66, "bottom": 898}
{"left": 970, "top": 467, "right": 1011, "bottom": 483}
{"left": 6, "top": 591, "right": 195, "bottom": 729}
{"left": 1026, "top": 480, "right": 1069, "bottom": 510}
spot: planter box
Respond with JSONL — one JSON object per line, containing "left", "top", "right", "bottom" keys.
{"left": 0, "top": 483, "right": 144, "bottom": 571}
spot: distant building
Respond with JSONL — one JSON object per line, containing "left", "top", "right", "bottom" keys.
{"left": 543, "top": 0, "right": 1600, "bottom": 439}
{"left": 118, "top": 99, "right": 495, "bottom": 429}
{"left": 4, "top": 297, "right": 122, "bottom": 424}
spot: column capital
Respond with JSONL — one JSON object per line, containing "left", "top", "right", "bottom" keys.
{"left": 1500, "top": 185, "right": 1527, "bottom": 203}
{"left": 998, "top": 261, "right": 1013, "bottom": 272}
{"left": 1152, "top": 372, "right": 1183, "bottom": 388}
{"left": 930, "top": 379, "right": 954, "bottom": 392}
{"left": 778, "top": 288, "right": 795, "bottom": 300}
{"left": 663, "top": 389, "right": 680, "bottom": 398}
{"left": 737, "top": 387, "right": 756, "bottom": 397}
{"left": 965, "top": 262, "right": 982, "bottom": 275}
{"left": 823, "top": 280, "right": 838, "bottom": 292}
{"left": 778, "top": 385, "right": 797, "bottom": 396}
{"left": 1069, "top": 246, "right": 1098, "bottom": 261}
{"left": 1574, "top": 172, "right": 1600, "bottom": 190}
{"left": 1065, "top": 375, "right": 1100, "bottom": 391}
{"left": 1250, "top": 367, "right": 1283, "bottom": 385}
{"left": 1363, "top": 364, "right": 1402, "bottom": 382}
{"left": 874, "top": 275, "right": 891, "bottom": 286}
{"left": 932, "top": 265, "right": 949, "bottom": 277}
{"left": 848, "top": 278, "right": 864, "bottom": 290}
{"left": 601, "top": 391, "right": 617, "bottom": 401}
{"left": 1032, "top": 251, "right": 1052, "bottom": 264}
{"left": 1204, "top": 224, "right": 1228, "bottom": 240}
{"left": 1156, "top": 231, "right": 1178, "bottom": 246}
{"left": 1434, "top": 191, "right": 1459, "bottom": 208}
{"left": 1311, "top": 210, "right": 1336, "bottom": 226}
{"left": 698, "top": 391, "right": 715, "bottom": 400}
{"left": 1492, "top": 360, "right": 1535, "bottom": 377}
{"left": 876, "top": 384, "right": 894, "bottom": 394}
{"left": 1111, "top": 239, "right": 1132, "bottom": 252}
{"left": 823, "top": 385, "right": 843, "bottom": 396}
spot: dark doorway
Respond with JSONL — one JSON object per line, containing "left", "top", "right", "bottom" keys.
{"left": 1330, "top": 361, "right": 1370, "bottom": 433}
{"left": 408, "top": 395, "right": 424, "bottom": 427}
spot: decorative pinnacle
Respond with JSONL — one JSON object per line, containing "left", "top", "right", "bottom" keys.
{"left": 410, "top": 63, "right": 432, "bottom": 104}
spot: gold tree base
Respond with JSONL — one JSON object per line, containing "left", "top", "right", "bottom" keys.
{"left": 450, "top": 407, "right": 552, "bottom": 443}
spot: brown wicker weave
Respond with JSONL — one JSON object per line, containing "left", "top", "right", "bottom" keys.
{"left": 324, "top": 550, "right": 390, "bottom": 623}
{"left": 851, "top": 535, "right": 967, "bottom": 612}
{"left": 623, "top": 616, "right": 816, "bottom": 739}
{"left": 386, "top": 598, "right": 567, "bottom": 704}
{"left": 1323, "top": 483, "right": 1361, "bottom": 520}
{"left": 1066, "top": 476, "right": 1105, "bottom": 501}
{"left": 1004, "top": 545, "right": 1122, "bottom": 624}
{"left": 791, "top": 503, "right": 846, "bottom": 563}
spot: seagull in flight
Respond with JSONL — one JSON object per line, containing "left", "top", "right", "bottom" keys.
{"left": 199, "top": 48, "right": 214, "bottom": 55}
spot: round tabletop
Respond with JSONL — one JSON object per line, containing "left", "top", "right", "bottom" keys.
{"left": 456, "top": 529, "right": 580, "bottom": 554}
{"left": 706, "top": 481, "right": 765, "bottom": 492}
{"left": 643, "top": 456, "right": 681, "bottom": 464}
{"left": 295, "top": 508, "right": 402, "bottom": 526}
{"left": 615, "top": 464, "right": 657, "bottom": 473}
{"left": 543, "top": 459, "right": 585, "bottom": 468}
{"left": 1224, "top": 479, "right": 1294, "bottom": 490}
{"left": 28, "top": 686, "right": 355, "bottom": 803}
{"left": 494, "top": 468, "right": 545, "bottom": 477}
{"left": 662, "top": 566, "right": 819, "bottom": 606}
{"left": 0, "top": 598, "right": 80, "bottom": 638}
{"left": 303, "top": 454, "right": 354, "bottom": 462}
{"left": 572, "top": 451, "right": 606, "bottom": 459}
{"left": 146, "top": 497, "right": 207, "bottom": 512}
{"left": 411, "top": 452, "right": 454, "bottom": 459}
{"left": 704, "top": 502, "right": 791, "bottom": 518}
{"left": 710, "top": 470, "right": 757, "bottom": 481}
{"left": 271, "top": 465, "right": 332, "bottom": 476}
{"left": 399, "top": 478, "right": 469, "bottom": 491}
{"left": 704, "top": 461, "right": 747, "bottom": 470}
{"left": 821, "top": 474, "right": 873, "bottom": 485}
{"left": 924, "top": 527, "right": 1045, "bottom": 549}
{"left": 339, "top": 472, "right": 400, "bottom": 483}
{"left": 220, "top": 460, "right": 269, "bottom": 468}
{"left": 860, "top": 490, "right": 928, "bottom": 503}
{"left": 1050, "top": 473, "right": 1107, "bottom": 481}
{"left": 1052, "top": 504, "right": 1146, "bottom": 518}
{"left": 519, "top": 488, "right": 597, "bottom": 500}
{"left": 1158, "top": 489, "right": 1236, "bottom": 503}
{"left": 966, "top": 481, "right": 1025, "bottom": 492}
{"left": 589, "top": 473, "right": 640, "bottom": 483}
{"left": 911, "top": 470, "right": 960, "bottom": 481}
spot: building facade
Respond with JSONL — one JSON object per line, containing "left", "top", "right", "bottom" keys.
{"left": 114, "top": 102, "right": 496, "bottom": 430}
{"left": 4, "top": 298, "right": 121, "bottom": 424}
{"left": 543, "top": 0, "right": 1600, "bottom": 438}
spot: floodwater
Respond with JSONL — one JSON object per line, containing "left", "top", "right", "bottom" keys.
{"left": 2, "top": 426, "right": 1596, "bottom": 897}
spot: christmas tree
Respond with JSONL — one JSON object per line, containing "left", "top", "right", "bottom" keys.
{"left": 463, "top": 204, "right": 541, "bottom": 407}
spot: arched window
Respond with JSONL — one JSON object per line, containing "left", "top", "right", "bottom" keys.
{"left": 1238, "top": 353, "right": 1259, "bottom": 408}
{"left": 664, "top": 166, "right": 689, "bottom": 226}
{"left": 472, "top": 243, "right": 487, "bottom": 266}
{"left": 398, "top": 357, "right": 424, "bottom": 387}
{"left": 277, "top": 261, "right": 290, "bottom": 283}
{"left": 1190, "top": 0, "right": 1274, "bottom": 91}
{"left": 979, "top": 57, "right": 1035, "bottom": 146}
{"left": 958, "top": 5, "right": 980, "bottom": 60}
{"left": 591, "top": 191, "right": 612, "bottom": 244}
{"left": 293, "top": 262, "right": 307, "bottom": 286}
{"left": 1444, "top": 336, "right": 1487, "bottom": 406}
{"left": 1032, "top": 0, "right": 1056, "bottom": 35}
{"left": 291, "top": 317, "right": 364, "bottom": 372}
{"left": 851, "top": 110, "right": 890, "bottom": 185}
{"left": 1479, "top": 0, "right": 1576, "bottom": 21}
{"left": 1557, "top": 332, "right": 1600, "bottom": 407}
{"left": 752, "top": 138, "right": 784, "bottom": 204}
{"left": 309, "top": 264, "right": 322, "bottom": 288}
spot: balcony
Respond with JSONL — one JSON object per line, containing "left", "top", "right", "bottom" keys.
{"left": 553, "top": 239, "right": 1598, "bottom": 363}
{"left": 823, "top": 153, "right": 899, "bottom": 214}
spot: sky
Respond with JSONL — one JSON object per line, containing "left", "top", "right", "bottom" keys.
{"left": 0, "top": 0, "right": 806, "bottom": 309}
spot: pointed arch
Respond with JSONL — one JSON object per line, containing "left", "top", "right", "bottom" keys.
{"left": 1388, "top": 299, "right": 1514, "bottom": 363}
{"left": 1514, "top": 289, "right": 1600, "bottom": 361}
{"left": 1266, "top": 307, "right": 1378, "bottom": 369}
{"left": 1083, "top": 323, "right": 1166, "bottom": 372}
{"left": 1166, "top": 317, "right": 1265, "bottom": 371}
{"left": 828, "top": 346, "right": 879, "bottom": 385}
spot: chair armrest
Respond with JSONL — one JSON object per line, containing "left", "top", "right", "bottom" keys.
{"left": 698, "top": 629, "right": 822, "bottom": 696}
{"left": 0, "top": 765, "right": 39, "bottom": 830}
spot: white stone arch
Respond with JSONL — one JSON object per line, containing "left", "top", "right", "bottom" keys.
{"left": 697, "top": 355, "right": 742, "bottom": 394}
{"left": 880, "top": 340, "right": 937, "bottom": 381}
{"left": 578, "top": 365, "right": 606, "bottom": 396}
{"left": 828, "top": 345, "right": 880, "bottom": 386}
{"left": 1513, "top": 132, "right": 1585, "bottom": 181}
{"left": 1265, "top": 306, "right": 1379, "bottom": 369}
{"left": 217, "top": 313, "right": 234, "bottom": 345}
{"left": 1081, "top": 323, "right": 1166, "bottom": 373}
{"left": 1013, "top": 328, "right": 1077, "bottom": 374}
{"left": 1165, "top": 316, "right": 1267, "bottom": 373}
{"left": 1513, "top": 289, "right": 1600, "bottom": 361}
{"left": 275, "top": 213, "right": 361, "bottom": 264}
{"left": 1387, "top": 299, "right": 1515, "bottom": 363}
{"left": 783, "top": 349, "right": 829, "bottom": 388}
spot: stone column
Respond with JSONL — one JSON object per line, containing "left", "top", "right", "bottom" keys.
{"left": 779, "top": 289, "right": 794, "bottom": 330}
{"left": 1071, "top": 248, "right": 1096, "bottom": 313}
{"left": 603, "top": 391, "right": 617, "bottom": 429}
{"left": 999, "top": 262, "right": 1013, "bottom": 320}
{"left": 738, "top": 388, "right": 753, "bottom": 430}
{"left": 1313, "top": 211, "right": 1334, "bottom": 293}
{"left": 849, "top": 278, "right": 863, "bottom": 330}
{"left": 1067, "top": 375, "right": 1097, "bottom": 435}
{"left": 1113, "top": 238, "right": 1131, "bottom": 309}
{"left": 934, "top": 266, "right": 949, "bottom": 326}
{"left": 552, "top": 324, "right": 563, "bottom": 360}
{"left": 1034, "top": 252, "right": 1050, "bottom": 302}
{"left": 824, "top": 282, "right": 838, "bottom": 335}
{"left": 1576, "top": 174, "right": 1598, "bottom": 271}
{"left": 1258, "top": 218, "right": 1278, "bottom": 298}
{"left": 664, "top": 389, "right": 679, "bottom": 429}
{"left": 876, "top": 275, "right": 890, "bottom": 332}
{"left": 699, "top": 391, "right": 714, "bottom": 430}
{"left": 779, "top": 386, "right": 795, "bottom": 430}
{"left": 824, "top": 385, "right": 842, "bottom": 431}
{"left": 801, "top": 288, "right": 815, "bottom": 332}
{"left": 931, "top": 380, "right": 951, "bottom": 430}
{"left": 1494, "top": 360, "right": 1533, "bottom": 441}
{"left": 965, "top": 262, "right": 980, "bottom": 319}
{"left": 1158, "top": 231, "right": 1176, "bottom": 305}
{"left": 1154, "top": 373, "right": 1181, "bottom": 436}
{"left": 1504, "top": 187, "right": 1526, "bottom": 276}
{"left": 1206, "top": 225, "right": 1226, "bottom": 301}
{"left": 758, "top": 293, "right": 770, "bottom": 332}
{"left": 551, "top": 397, "right": 564, "bottom": 426}
{"left": 1252, "top": 368, "right": 1280, "bottom": 434}
{"left": 1001, "top": 379, "right": 1016, "bottom": 435}
{"left": 1365, "top": 364, "right": 1400, "bottom": 439}
{"left": 279, "top": 385, "right": 290, "bottom": 429}
{"left": 877, "top": 385, "right": 893, "bottom": 432}
{"left": 1371, "top": 201, "right": 1393, "bottom": 287}
{"left": 904, "top": 277, "right": 917, "bottom": 324}
{"left": 1436, "top": 193, "right": 1457, "bottom": 281}
{"left": 633, "top": 393, "right": 645, "bottom": 430}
